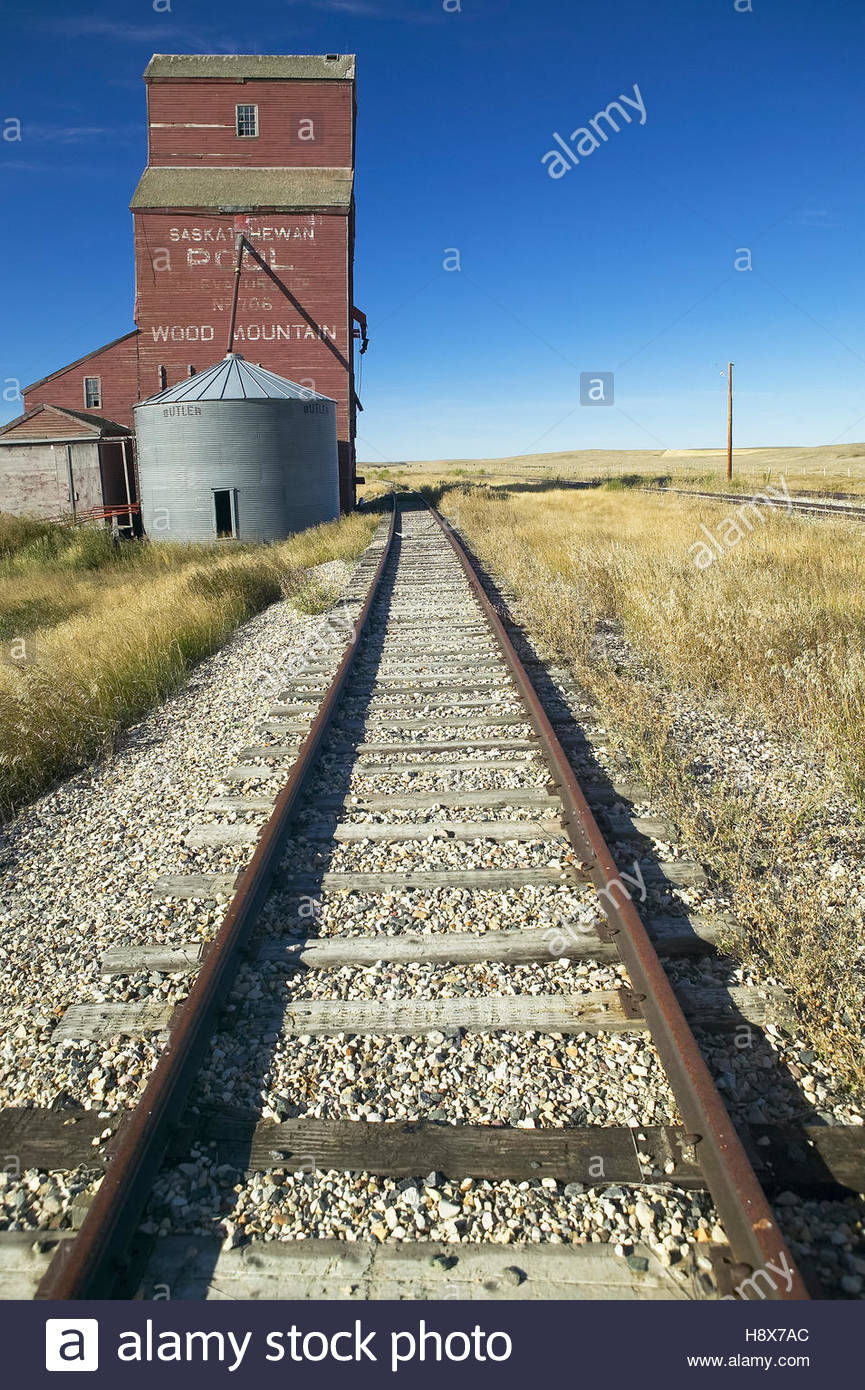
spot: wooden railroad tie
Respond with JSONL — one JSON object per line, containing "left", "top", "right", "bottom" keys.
{"left": 0, "top": 1107, "right": 860, "bottom": 1196}
{"left": 53, "top": 983, "right": 789, "bottom": 1042}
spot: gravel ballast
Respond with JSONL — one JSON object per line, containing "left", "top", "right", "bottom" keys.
{"left": 3, "top": 502, "right": 863, "bottom": 1302}
{"left": 0, "top": 559, "right": 357, "bottom": 1112}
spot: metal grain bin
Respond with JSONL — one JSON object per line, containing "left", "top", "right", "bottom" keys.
{"left": 133, "top": 353, "right": 340, "bottom": 542}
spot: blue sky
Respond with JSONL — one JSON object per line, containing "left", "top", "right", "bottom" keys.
{"left": 1, "top": 0, "right": 863, "bottom": 462}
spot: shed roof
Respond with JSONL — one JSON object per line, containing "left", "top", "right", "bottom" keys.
{"left": 144, "top": 54, "right": 355, "bottom": 82}
{"left": 136, "top": 353, "right": 336, "bottom": 405}
{"left": 130, "top": 166, "right": 353, "bottom": 211}
{"left": 0, "top": 404, "right": 132, "bottom": 443}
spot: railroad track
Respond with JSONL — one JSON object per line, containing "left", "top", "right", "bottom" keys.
{"left": 647, "top": 485, "right": 865, "bottom": 522}
{"left": 6, "top": 493, "right": 862, "bottom": 1299}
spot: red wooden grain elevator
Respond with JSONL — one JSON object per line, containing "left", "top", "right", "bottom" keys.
{"left": 23, "top": 54, "right": 362, "bottom": 512}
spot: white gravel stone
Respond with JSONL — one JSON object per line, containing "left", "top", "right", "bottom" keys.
{"left": 0, "top": 556, "right": 364, "bottom": 1114}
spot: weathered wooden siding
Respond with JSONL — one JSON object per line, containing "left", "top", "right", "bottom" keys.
{"left": 22, "top": 61, "right": 357, "bottom": 508}
{"left": 24, "top": 333, "right": 141, "bottom": 431}
{"left": 133, "top": 210, "right": 351, "bottom": 441}
{"left": 147, "top": 79, "right": 354, "bottom": 168}
{"left": 0, "top": 441, "right": 103, "bottom": 519}
{"left": 0, "top": 413, "right": 95, "bottom": 441}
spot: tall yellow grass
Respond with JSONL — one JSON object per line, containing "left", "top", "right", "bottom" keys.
{"left": 437, "top": 483, "right": 865, "bottom": 1092}
{"left": 0, "top": 510, "right": 378, "bottom": 814}
{"left": 442, "top": 485, "right": 865, "bottom": 799}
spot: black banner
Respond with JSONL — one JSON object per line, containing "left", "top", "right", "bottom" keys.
{"left": 3, "top": 1298, "right": 857, "bottom": 1387}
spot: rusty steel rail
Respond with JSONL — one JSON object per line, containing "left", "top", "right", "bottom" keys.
{"left": 647, "top": 486, "right": 865, "bottom": 523}
{"left": 35, "top": 498, "right": 396, "bottom": 1300}
{"left": 429, "top": 502, "right": 809, "bottom": 1301}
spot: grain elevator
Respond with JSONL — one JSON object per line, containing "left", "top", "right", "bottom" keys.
{"left": 15, "top": 54, "right": 364, "bottom": 520}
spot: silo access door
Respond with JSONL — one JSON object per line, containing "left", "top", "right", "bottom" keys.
{"left": 213, "top": 488, "right": 238, "bottom": 539}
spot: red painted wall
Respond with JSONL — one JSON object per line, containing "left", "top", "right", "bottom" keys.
{"left": 147, "top": 79, "right": 353, "bottom": 168}
{"left": 26, "top": 333, "right": 141, "bottom": 429}
{"left": 23, "top": 67, "right": 357, "bottom": 504}
{"left": 133, "top": 210, "right": 352, "bottom": 439}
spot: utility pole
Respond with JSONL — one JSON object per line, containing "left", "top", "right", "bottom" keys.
{"left": 727, "top": 361, "right": 733, "bottom": 482}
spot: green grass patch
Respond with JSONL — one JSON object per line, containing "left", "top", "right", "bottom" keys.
{"left": 0, "top": 598, "right": 85, "bottom": 641}
{"left": 601, "top": 474, "right": 645, "bottom": 491}
{"left": 291, "top": 578, "right": 342, "bottom": 614}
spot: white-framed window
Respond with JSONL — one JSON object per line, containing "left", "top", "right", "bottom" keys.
{"left": 83, "top": 376, "right": 102, "bottom": 409}
{"left": 236, "top": 103, "right": 258, "bottom": 137}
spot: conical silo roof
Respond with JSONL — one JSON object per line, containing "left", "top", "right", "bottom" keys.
{"left": 137, "top": 353, "right": 336, "bottom": 405}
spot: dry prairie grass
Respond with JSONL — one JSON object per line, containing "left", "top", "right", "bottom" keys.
{"left": 442, "top": 485, "right": 865, "bottom": 798}
{"left": 360, "top": 438, "right": 865, "bottom": 497}
{"left": 0, "top": 510, "right": 378, "bottom": 815}
{"left": 436, "top": 482, "right": 865, "bottom": 1093}
{"left": 0, "top": 511, "right": 378, "bottom": 634}
{"left": 277, "top": 511, "right": 378, "bottom": 571}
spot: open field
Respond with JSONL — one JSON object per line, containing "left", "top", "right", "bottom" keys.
{"left": 432, "top": 485, "right": 865, "bottom": 795}
{"left": 359, "top": 440, "right": 865, "bottom": 498}
{"left": 0, "top": 510, "right": 379, "bottom": 816}
{"left": 424, "top": 479, "right": 865, "bottom": 1095}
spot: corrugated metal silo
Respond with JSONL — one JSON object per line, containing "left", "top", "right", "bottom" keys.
{"left": 133, "top": 353, "right": 340, "bottom": 542}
